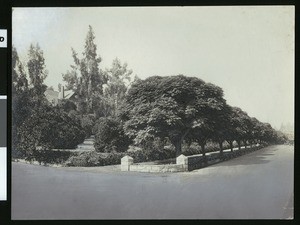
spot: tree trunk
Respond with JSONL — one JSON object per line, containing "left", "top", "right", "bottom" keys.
{"left": 244, "top": 140, "right": 247, "bottom": 149}
{"left": 201, "top": 143, "right": 206, "bottom": 156}
{"left": 237, "top": 140, "right": 241, "bottom": 150}
{"left": 175, "top": 140, "right": 182, "bottom": 157}
{"left": 201, "top": 143, "right": 207, "bottom": 164}
{"left": 185, "top": 139, "right": 192, "bottom": 149}
{"left": 219, "top": 141, "right": 223, "bottom": 155}
{"left": 229, "top": 141, "right": 233, "bottom": 152}
{"left": 173, "top": 128, "right": 191, "bottom": 157}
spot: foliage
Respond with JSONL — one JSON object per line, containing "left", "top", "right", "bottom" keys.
{"left": 273, "top": 131, "right": 288, "bottom": 144}
{"left": 187, "top": 83, "right": 229, "bottom": 155}
{"left": 33, "top": 150, "right": 77, "bottom": 165}
{"left": 229, "top": 107, "right": 252, "bottom": 148}
{"left": 80, "top": 114, "right": 95, "bottom": 138}
{"left": 57, "top": 99, "right": 77, "bottom": 113}
{"left": 62, "top": 25, "right": 107, "bottom": 115}
{"left": 12, "top": 46, "right": 28, "bottom": 95}
{"left": 181, "top": 141, "right": 238, "bottom": 156}
{"left": 65, "top": 151, "right": 125, "bottom": 167}
{"left": 13, "top": 44, "right": 51, "bottom": 158}
{"left": 27, "top": 43, "right": 48, "bottom": 102}
{"left": 13, "top": 41, "right": 287, "bottom": 166}
{"left": 18, "top": 106, "right": 85, "bottom": 158}
{"left": 67, "top": 110, "right": 81, "bottom": 124}
{"left": 210, "top": 104, "right": 232, "bottom": 153}
{"left": 100, "top": 58, "right": 133, "bottom": 117}
{"left": 94, "top": 117, "right": 132, "bottom": 153}
{"left": 126, "top": 137, "right": 175, "bottom": 162}
{"left": 12, "top": 46, "right": 32, "bottom": 158}
{"left": 123, "top": 75, "right": 227, "bottom": 156}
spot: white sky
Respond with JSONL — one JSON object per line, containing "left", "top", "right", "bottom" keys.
{"left": 12, "top": 6, "right": 294, "bottom": 129}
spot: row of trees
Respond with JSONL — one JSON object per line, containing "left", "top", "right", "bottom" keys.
{"left": 119, "top": 75, "right": 287, "bottom": 156}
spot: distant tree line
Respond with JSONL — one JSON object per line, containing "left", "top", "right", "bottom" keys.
{"left": 12, "top": 25, "right": 288, "bottom": 162}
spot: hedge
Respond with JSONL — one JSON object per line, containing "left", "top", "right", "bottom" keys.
{"left": 64, "top": 151, "right": 126, "bottom": 167}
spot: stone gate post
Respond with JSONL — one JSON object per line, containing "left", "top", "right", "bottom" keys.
{"left": 176, "top": 154, "right": 188, "bottom": 171}
{"left": 121, "top": 155, "right": 133, "bottom": 171}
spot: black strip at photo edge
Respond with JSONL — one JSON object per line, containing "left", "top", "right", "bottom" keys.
{"left": 0, "top": 0, "right": 10, "bottom": 224}
{"left": 4, "top": 1, "right": 298, "bottom": 225}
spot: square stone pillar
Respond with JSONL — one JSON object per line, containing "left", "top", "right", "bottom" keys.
{"left": 176, "top": 154, "right": 188, "bottom": 171}
{"left": 121, "top": 155, "right": 134, "bottom": 171}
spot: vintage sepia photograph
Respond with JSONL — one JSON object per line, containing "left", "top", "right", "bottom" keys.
{"left": 11, "top": 6, "right": 294, "bottom": 219}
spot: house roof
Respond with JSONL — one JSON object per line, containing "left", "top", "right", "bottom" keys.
{"left": 63, "top": 90, "right": 75, "bottom": 99}
{"left": 44, "top": 88, "right": 75, "bottom": 102}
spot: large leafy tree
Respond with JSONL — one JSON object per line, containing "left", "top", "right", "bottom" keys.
{"left": 229, "top": 107, "right": 251, "bottom": 149}
{"left": 62, "top": 25, "right": 107, "bottom": 115}
{"left": 248, "top": 117, "right": 261, "bottom": 147}
{"left": 259, "top": 122, "right": 278, "bottom": 144}
{"left": 187, "top": 117, "right": 214, "bottom": 156}
{"left": 210, "top": 103, "right": 232, "bottom": 155}
{"left": 12, "top": 46, "right": 28, "bottom": 95}
{"left": 12, "top": 46, "right": 32, "bottom": 157}
{"left": 62, "top": 49, "right": 80, "bottom": 92}
{"left": 100, "top": 58, "right": 133, "bottom": 117}
{"left": 123, "top": 75, "right": 227, "bottom": 156}
{"left": 188, "top": 83, "right": 228, "bottom": 156}
{"left": 27, "top": 43, "right": 48, "bottom": 106}
{"left": 222, "top": 106, "right": 245, "bottom": 152}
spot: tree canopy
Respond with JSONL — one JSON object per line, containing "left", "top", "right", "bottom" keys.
{"left": 100, "top": 58, "right": 133, "bottom": 117}
{"left": 12, "top": 44, "right": 86, "bottom": 160}
{"left": 123, "top": 75, "right": 229, "bottom": 156}
{"left": 122, "top": 75, "right": 287, "bottom": 157}
{"left": 62, "top": 25, "right": 107, "bottom": 115}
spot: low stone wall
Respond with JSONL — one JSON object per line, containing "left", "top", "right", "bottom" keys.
{"left": 121, "top": 143, "right": 264, "bottom": 173}
{"left": 186, "top": 144, "right": 263, "bottom": 171}
{"left": 129, "top": 164, "right": 186, "bottom": 173}
{"left": 187, "top": 155, "right": 206, "bottom": 171}
{"left": 121, "top": 154, "right": 188, "bottom": 173}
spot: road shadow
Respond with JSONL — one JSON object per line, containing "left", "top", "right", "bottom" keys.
{"left": 259, "top": 153, "right": 275, "bottom": 156}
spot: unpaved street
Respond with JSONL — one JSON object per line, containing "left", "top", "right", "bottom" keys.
{"left": 12, "top": 145, "right": 294, "bottom": 219}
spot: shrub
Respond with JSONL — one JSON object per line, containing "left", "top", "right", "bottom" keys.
{"left": 81, "top": 114, "right": 95, "bottom": 138}
{"left": 129, "top": 148, "right": 176, "bottom": 163}
{"left": 127, "top": 138, "right": 176, "bottom": 162}
{"left": 77, "top": 100, "right": 88, "bottom": 115}
{"left": 182, "top": 142, "right": 202, "bottom": 156}
{"left": 18, "top": 106, "right": 85, "bottom": 155}
{"left": 65, "top": 151, "right": 125, "bottom": 167}
{"left": 34, "top": 149, "right": 76, "bottom": 165}
{"left": 94, "top": 117, "right": 132, "bottom": 153}
{"left": 67, "top": 110, "right": 82, "bottom": 125}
